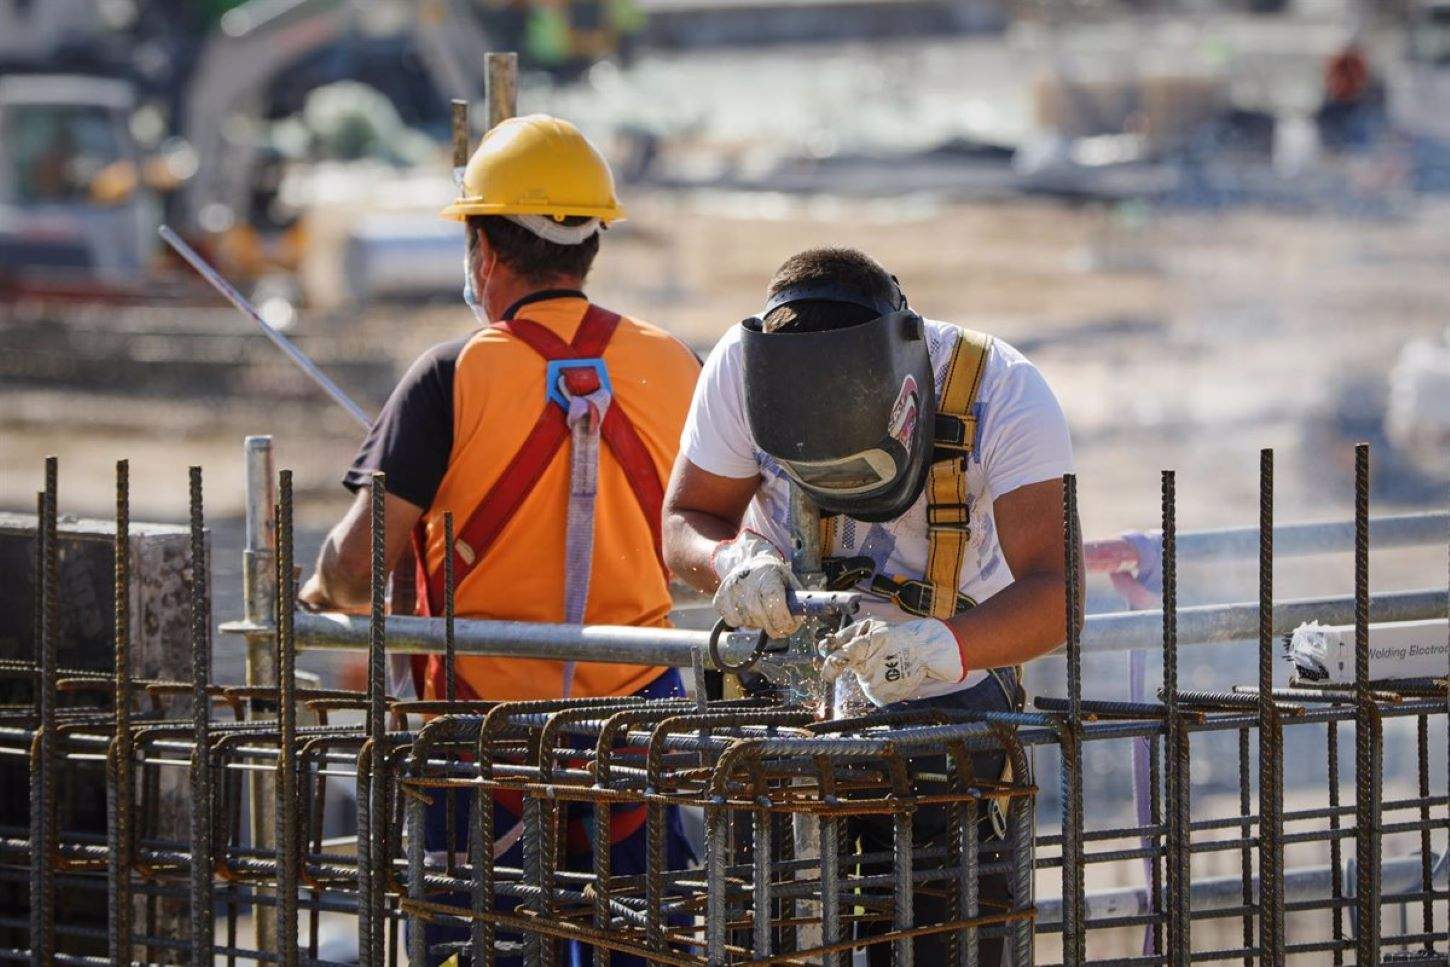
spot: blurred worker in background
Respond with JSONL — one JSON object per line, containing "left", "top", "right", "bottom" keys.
{"left": 300, "top": 113, "right": 701, "bottom": 965}
{"left": 1317, "top": 39, "right": 1385, "bottom": 150}
{"left": 663, "top": 247, "right": 1081, "bottom": 965}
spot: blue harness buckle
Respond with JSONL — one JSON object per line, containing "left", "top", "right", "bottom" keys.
{"left": 546, "top": 358, "right": 612, "bottom": 409}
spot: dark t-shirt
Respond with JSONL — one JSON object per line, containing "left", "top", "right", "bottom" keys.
{"left": 343, "top": 290, "right": 595, "bottom": 507}
{"left": 343, "top": 334, "right": 470, "bottom": 509}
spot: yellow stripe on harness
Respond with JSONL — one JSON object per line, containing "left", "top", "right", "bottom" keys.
{"left": 922, "top": 329, "right": 992, "bottom": 619}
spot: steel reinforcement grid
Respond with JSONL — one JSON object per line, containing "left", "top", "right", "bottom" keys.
{"left": 0, "top": 443, "right": 1446, "bottom": 965}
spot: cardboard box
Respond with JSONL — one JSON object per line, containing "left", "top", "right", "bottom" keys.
{"left": 1286, "top": 618, "right": 1449, "bottom": 685}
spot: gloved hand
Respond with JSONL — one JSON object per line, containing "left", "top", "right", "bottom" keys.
{"left": 820, "top": 617, "right": 965, "bottom": 706}
{"left": 711, "top": 531, "right": 803, "bottom": 639}
{"left": 1108, "top": 530, "right": 1163, "bottom": 611}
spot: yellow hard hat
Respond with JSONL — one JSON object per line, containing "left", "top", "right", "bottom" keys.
{"left": 440, "top": 114, "right": 625, "bottom": 223}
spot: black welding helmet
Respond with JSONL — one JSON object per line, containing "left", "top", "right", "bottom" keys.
{"left": 740, "top": 280, "right": 936, "bottom": 523}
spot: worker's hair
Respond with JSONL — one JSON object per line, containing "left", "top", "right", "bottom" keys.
{"left": 762, "top": 248, "right": 900, "bottom": 333}
{"left": 467, "top": 215, "right": 600, "bottom": 286}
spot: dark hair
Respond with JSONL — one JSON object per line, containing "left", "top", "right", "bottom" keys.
{"left": 466, "top": 214, "right": 600, "bottom": 286}
{"left": 762, "top": 247, "right": 900, "bottom": 333}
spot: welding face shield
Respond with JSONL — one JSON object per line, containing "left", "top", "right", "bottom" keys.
{"left": 740, "top": 281, "right": 935, "bottom": 523}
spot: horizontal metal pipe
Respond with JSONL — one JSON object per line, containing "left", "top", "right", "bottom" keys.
{"left": 1084, "top": 511, "right": 1447, "bottom": 573}
{"left": 1076, "top": 587, "right": 1445, "bottom": 654}
{"left": 274, "top": 587, "right": 1446, "bottom": 665}
{"left": 1036, "top": 851, "right": 1444, "bottom": 926}
{"left": 287, "top": 611, "right": 753, "bottom": 666}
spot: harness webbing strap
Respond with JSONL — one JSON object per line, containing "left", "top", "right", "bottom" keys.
{"left": 922, "top": 329, "right": 992, "bottom": 619}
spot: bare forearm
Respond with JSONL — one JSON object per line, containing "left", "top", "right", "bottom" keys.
{"left": 663, "top": 509, "right": 736, "bottom": 594}
{"left": 309, "top": 531, "right": 372, "bottom": 611}
{"left": 945, "top": 571, "right": 1084, "bottom": 671}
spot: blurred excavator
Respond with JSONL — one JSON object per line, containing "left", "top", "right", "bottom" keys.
{"left": 0, "top": 0, "right": 641, "bottom": 304}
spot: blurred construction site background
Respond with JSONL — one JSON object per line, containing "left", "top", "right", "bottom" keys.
{"left": 1, "top": 0, "right": 1448, "bottom": 795}
{"left": 2, "top": 0, "right": 1448, "bottom": 954}
{"left": 3, "top": 0, "right": 1448, "bottom": 687}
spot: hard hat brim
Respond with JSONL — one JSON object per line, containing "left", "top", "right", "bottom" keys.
{"left": 440, "top": 198, "right": 627, "bottom": 222}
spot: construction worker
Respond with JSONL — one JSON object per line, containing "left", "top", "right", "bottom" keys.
{"left": 662, "top": 247, "right": 1081, "bottom": 965}
{"left": 299, "top": 114, "right": 701, "bottom": 965}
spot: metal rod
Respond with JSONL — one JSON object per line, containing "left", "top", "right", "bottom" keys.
{"left": 29, "top": 461, "right": 58, "bottom": 966}
{"left": 1083, "top": 511, "right": 1448, "bottom": 573}
{"left": 1353, "top": 444, "right": 1382, "bottom": 963}
{"left": 1257, "top": 448, "right": 1284, "bottom": 965}
{"left": 365, "top": 472, "right": 388, "bottom": 964}
{"left": 188, "top": 466, "right": 214, "bottom": 966}
{"left": 242, "top": 435, "right": 279, "bottom": 955}
{"left": 1162, "top": 469, "right": 1191, "bottom": 965}
{"left": 274, "top": 471, "right": 299, "bottom": 967}
{"left": 269, "top": 586, "right": 1447, "bottom": 665}
{"left": 159, "top": 226, "right": 372, "bottom": 429}
{"left": 108, "top": 460, "right": 134, "bottom": 966}
{"left": 1060, "top": 473, "right": 1085, "bottom": 967}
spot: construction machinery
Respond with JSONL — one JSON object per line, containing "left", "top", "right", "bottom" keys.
{"left": 0, "top": 74, "right": 164, "bottom": 298}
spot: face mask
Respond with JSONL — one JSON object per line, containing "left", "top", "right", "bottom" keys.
{"left": 462, "top": 246, "right": 479, "bottom": 309}
{"left": 463, "top": 247, "right": 497, "bottom": 322}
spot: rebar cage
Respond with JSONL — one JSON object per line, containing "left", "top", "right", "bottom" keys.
{"left": 0, "top": 443, "right": 1446, "bottom": 965}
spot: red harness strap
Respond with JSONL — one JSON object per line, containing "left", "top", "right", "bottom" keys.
{"left": 414, "top": 302, "right": 667, "bottom": 627}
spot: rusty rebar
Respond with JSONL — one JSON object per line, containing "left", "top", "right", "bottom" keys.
{"left": 29, "top": 461, "right": 58, "bottom": 966}
{"left": 1353, "top": 444, "right": 1381, "bottom": 964}
{"left": 275, "top": 470, "right": 300, "bottom": 967}
{"left": 1258, "top": 448, "right": 1284, "bottom": 965}
{"left": 108, "top": 459, "right": 135, "bottom": 966}
{"left": 188, "top": 466, "right": 215, "bottom": 965}
{"left": 1060, "top": 473, "right": 1086, "bottom": 967}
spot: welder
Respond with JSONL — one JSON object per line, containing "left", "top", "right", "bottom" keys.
{"left": 662, "top": 247, "right": 1082, "bottom": 965}
{"left": 299, "top": 114, "right": 701, "bottom": 965}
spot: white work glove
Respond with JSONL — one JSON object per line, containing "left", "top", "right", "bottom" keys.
{"left": 820, "top": 617, "right": 965, "bottom": 706}
{"left": 711, "top": 531, "right": 803, "bottom": 639}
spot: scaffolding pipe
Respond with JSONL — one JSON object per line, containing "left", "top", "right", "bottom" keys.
{"left": 1036, "top": 851, "right": 1446, "bottom": 926}
{"left": 1084, "top": 511, "right": 1448, "bottom": 573}
{"left": 270, "top": 587, "right": 1447, "bottom": 664}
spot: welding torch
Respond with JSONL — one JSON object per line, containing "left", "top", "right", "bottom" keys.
{"left": 708, "top": 588, "right": 861, "bottom": 674}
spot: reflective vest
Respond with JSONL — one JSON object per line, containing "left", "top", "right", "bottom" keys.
{"left": 411, "top": 296, "right": 700, "bottom": 701}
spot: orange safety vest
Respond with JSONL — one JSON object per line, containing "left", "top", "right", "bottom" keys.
{"left": 410, "top": 295, "right": 700, "bottom": 701}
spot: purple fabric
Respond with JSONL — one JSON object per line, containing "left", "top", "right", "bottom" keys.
{"left": 560, "top": 378, "right": 613, "bottom": 698}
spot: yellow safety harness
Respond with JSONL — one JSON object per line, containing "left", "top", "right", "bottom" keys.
{"left": 821, "top": 327, "right": 1027, "bottom": 759}
{"left": 822, "top": 327, "right": 995, "bottom": 620}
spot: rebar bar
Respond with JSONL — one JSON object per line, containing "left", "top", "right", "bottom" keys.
{"left": 108, "top": 460, "right": 134, "bottom": 966}
{"left": 188, "top": 465, "right": 215, "bottom": 966}
{"left": 1, "top": 442, "right": 1445, "bottom": 967}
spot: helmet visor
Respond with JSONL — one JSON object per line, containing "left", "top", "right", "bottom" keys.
{"left": 780, "top": 448, "right": 898, "bottom": 495}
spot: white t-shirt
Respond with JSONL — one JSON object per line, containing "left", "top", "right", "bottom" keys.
{"left": 680, "top": 319, "right": 1074, "bottom": 697}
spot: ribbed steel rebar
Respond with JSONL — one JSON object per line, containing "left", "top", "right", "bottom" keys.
{"left": 1258, "top": 448, "right": 1284, "bottom": 965}
{"left": 188, "top": 466, "right": 214, "bottom": 966}
{"left": 1060, "top": 473, "right": 1086, "bottom": 967}
{"left": 1162, "top": 469, "right": 1191, "bottom": 966}
{"left": 108, "top": 460, "right": 135, "bottom": 966}
{"left": 29, "top": 462, "right": 58, "bottom": 966}
{"left": 1352, "top": 444, "right": 1381, "bottom": 964}
{"left": 443, "top": 510, "right": 459, "bottom": 879}
{"left": 365, "top": 472, "right": 388, "bottom": 965}
{"left": 275, "top": 470, "right": 300, "bottom": 967}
